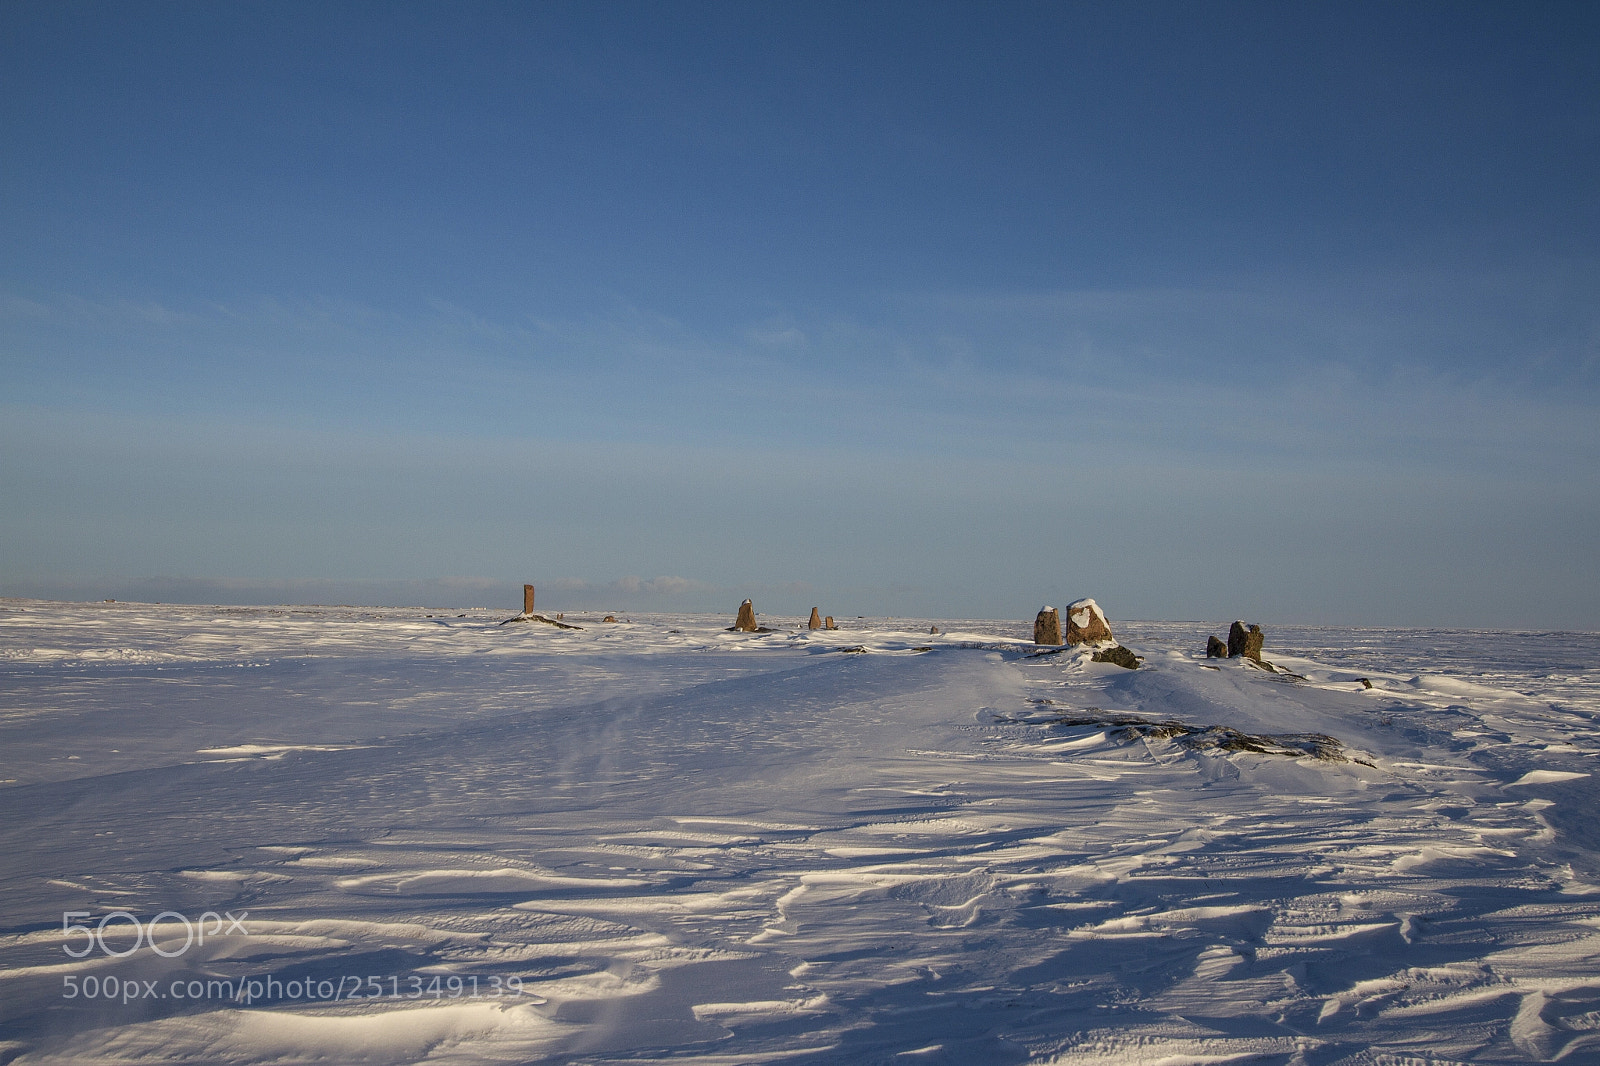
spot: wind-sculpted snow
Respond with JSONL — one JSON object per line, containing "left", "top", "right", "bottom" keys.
{"left": 1, "top": 601, "right": 1597, "bottom": 1063}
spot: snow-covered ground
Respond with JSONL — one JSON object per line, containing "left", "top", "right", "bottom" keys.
{"left": 1, "top": 599, "right": 1597, "bottom": 1064}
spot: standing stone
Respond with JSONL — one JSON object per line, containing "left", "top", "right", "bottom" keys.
{"left": 1205, "top": 634, "right": 1228, "bottom": 658}
{"left": 1064, "top": 598, "right": 1114, "bottom": 645}
{"left": 825, "top": 616, "right": 836, "bottom": 630}
{"left": 522, "top": 584, "right": 536, "bottom": 615}
{"left": 929, "top": 624, "right": 940, "bottom": 635}
{"left": 1227, "top": 621, "right": 1265, "bottom": 662}
{"left": 809, "top": 607, "right": 822, "bottom": 630}
{"left": 1034, "top": 607, "right": 1063, "bottom": 646}
{"left": 734, "top": 599, "right": 758, "bottom": 632}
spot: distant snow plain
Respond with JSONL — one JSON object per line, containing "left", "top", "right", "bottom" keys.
{"left": 1, "top": 600, "right": 1597, "bottom": 1064}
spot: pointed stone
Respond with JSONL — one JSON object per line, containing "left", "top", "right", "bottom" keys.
{"left": 1034, "top": 606, "right": 1063, "bottom": 646}
{"left": 734, "top": 599, "right": 758, "bottom": 632}
{"left": 523, "top": 584, "right": 536, "bottom": 615}
{"left": 809, "top": 607, "right": 822, "bottom": 630}
{"left": 1064, "top": 599, "right": 1114, "bottom": 645}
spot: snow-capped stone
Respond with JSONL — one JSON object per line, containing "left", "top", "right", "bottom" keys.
{"left": 734, "top": 599, "right": 758, "bottom": 632}
{"left": 1034, "top": 606, "right": 1063, "bottom": 646}
{"left": 1065, "top": 598, "right": 1114, "bottom": 645}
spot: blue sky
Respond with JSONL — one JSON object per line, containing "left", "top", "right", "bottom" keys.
{"left": 3, "top": 1, "right": 1597, "bottom": 627}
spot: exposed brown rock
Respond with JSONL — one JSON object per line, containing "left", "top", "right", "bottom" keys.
{"left": 809, "top": 607, "right": 822, "bottom": 630}
{"left": 1034, "top": 607, "right": 1063, "bottom": 646}
{"left": 523, "top": 584, "right": 536, "bottom": 615}
{"left": 824, "top": 616, "right": 837, "bottom": 630}
{"left": 929, "top": 624, "right": 940, "bottom": 635}
{"left": 1206, "top": 634, "right": 1228, "bottom": 658}
{"left": 1228, "top": 621, "right": 1264, "bottom": 662}
{"left": 734, "top": 599, "right": 758, "bottom": 632}
{"left": 603, "top": 614, "right": 617, "bottom": 623}
{"left": 1064, "top": 599, "right": 1114, "bottom": 645}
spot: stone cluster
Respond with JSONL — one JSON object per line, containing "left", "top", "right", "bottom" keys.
{"left": 1201, "top": 621, "right": 1273, "bottom": 669}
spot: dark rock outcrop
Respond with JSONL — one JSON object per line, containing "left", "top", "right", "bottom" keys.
{"left": 1092, "top": 644, "right": 1141, "bottom": 669}
{"left": 1206, "top": 634, "right": 1228, "bottom": 658}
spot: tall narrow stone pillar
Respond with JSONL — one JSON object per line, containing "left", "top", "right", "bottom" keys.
{"left": 1034, "top": 606, "right": 1063, "bottom": 645}
{"left": 523, "top": 584, "right": 536, "bottom": 615}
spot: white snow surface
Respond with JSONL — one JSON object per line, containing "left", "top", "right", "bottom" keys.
{"left": 3, "top": 599, "right": 1599, "bottom": 1064}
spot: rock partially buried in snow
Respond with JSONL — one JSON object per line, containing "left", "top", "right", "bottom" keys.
{"left": 1092, "top": 644, "right": 1141, "bottom": 669}
{"left": 1064, "top": 598, "right": 1114, "bottom": 646}
{"left": 1206, "top": 634, "right": 1229, "bottom": 658}
{"left": 824, "top": 616, "right": 837, "bottom": 630}
{"left": 1034, "top": 607, "right": 1063, "bottom": 646}
{"left": 1228, "top": 621, "right": 1265, "bottom": 662}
